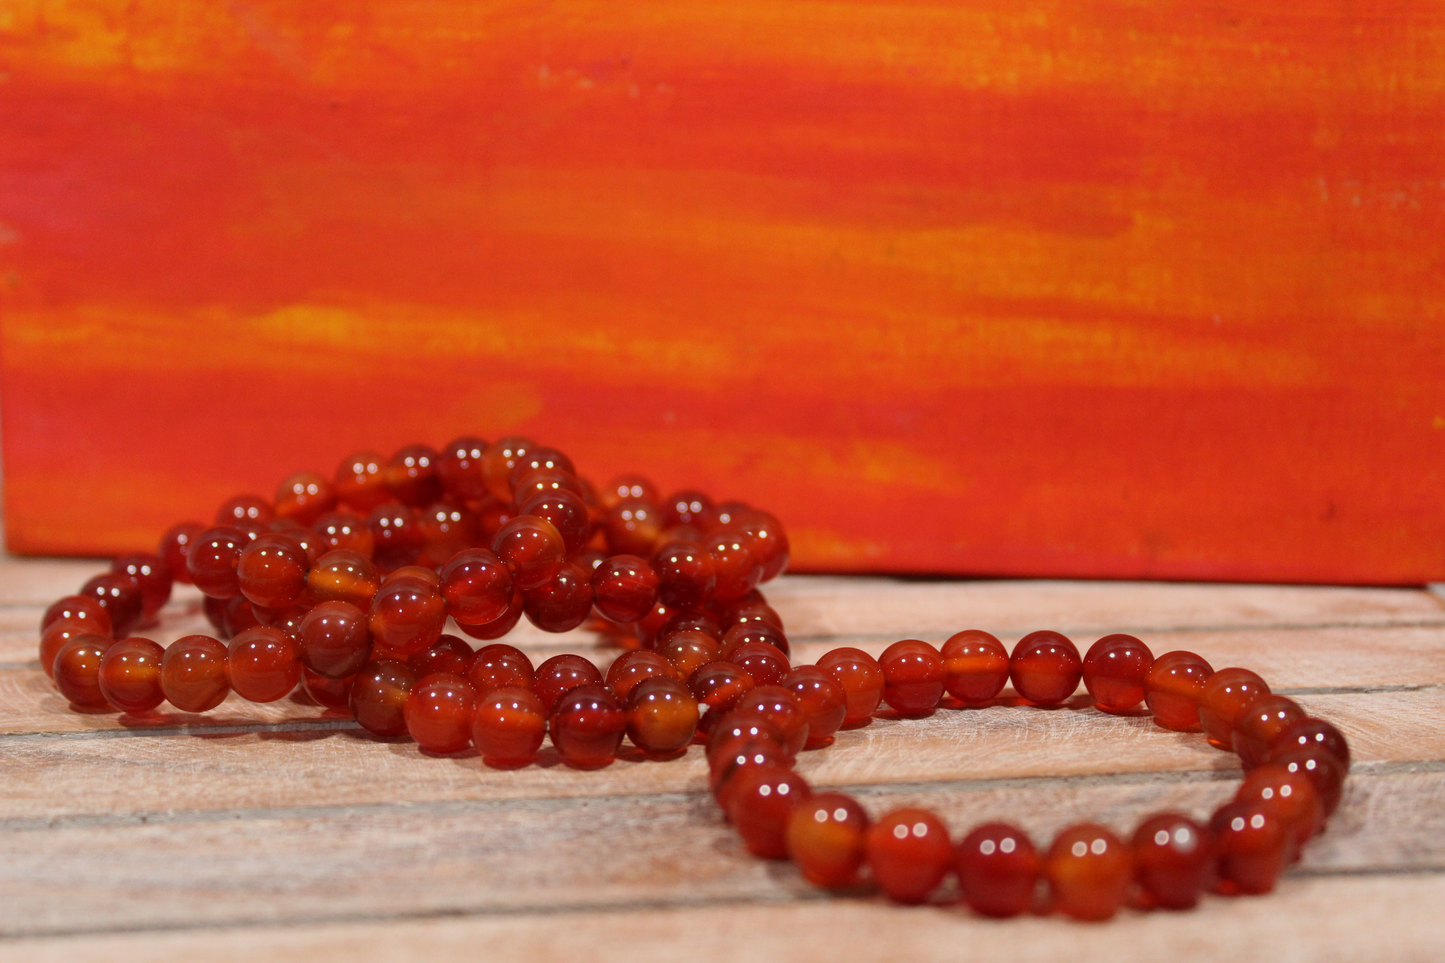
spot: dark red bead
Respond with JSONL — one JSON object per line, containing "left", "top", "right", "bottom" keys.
{"left": 955, "top": 822, "right": 1041, "bottom": 918}
{"left": 313, "top": 511, "right": 376, "bottom": 557}
{"left": 1198, "top": 668, "right": 1271, "bottom": 749}
{"left": 350, "top": 659, "right": 419, "bottom": 736}
{"left": 236, "top": 532, "right": 310, "bottom": 610}
{"left": 816, "top": 647, "right": 885, "bottom": 725}
{"left": 368, "top": 578, "right": 446, "bottom": 656}
{"left": 405, "top": 673, "right": 477, "bottom": 753}
{"left": 110, "top": 554, "right": 172, "bottom": 620}
{"left": 273, "top": 471, "right": 336, "bottom": 526}
{"left": 1267, "top": 748, "right": 1347, "bottom": 816}
{"left": 1211, "top": 802, "right": 1289, "bottom": 895}
{"left": 1237, "top": 763, "right": 1324, "bottom": 851}
{"left": 625, "top": 675, "right": 699, "bottom": 754}
{"left": 415, "top": 501, "right": 481, "bottom": 567}
{"left": 655, "top": 628, "right": 721, "bottom": 679}
{"left": 1082, "top": 633, "right": 1154, "bottom": 712}
{"left": 522, "top": 560, "right": 595, "bottom": 633}
{"left": 409, "top": 634, "right": 474, "bottom": 681}
{"left": 865, "top": 808, "right": 953, "bottom": 903}
{"left": 785, "top": 792, "right": 869, "bottom": 889}
{"left": 186, "top": 526, "right": 248, "bottom": 600}
{"left": 464, "top": 643, "right": 534, "bottom": 695}
{"left": 726, "top": 764, "right": 811, "bottom": 859}
{"left": 783, "top": 666, "right": 847, "bottom": 748}
{"left": 705, "top": 530, "right": 763, "bottom": 602}
{"left": 481, "top": 436, "right": 538, "bottom": 502}
{"left": 436, "top": 436, "right": 490, "bottom": 501}
{"left": 98, "top": 637, "right": 166, "bottom": 714}
{"left": 549, "top": 683, "right": 627, "bottom": 768}
{"left": 227, "top": 626, "right": 302, "bottom": 703}
{"left": 688, "top": 661, "right": 757, "bottom": 717}
{"left": 301, "top": 667, "right": 354, "bottom": 710}
{"left": 161, "top": 635, "right": 230, "bottom": 712}
{"left": 732, "top": 686, "right": 810, "bottom": 755}
{"left": 216, "top": 494, "right": 273, "bottom": 526}
{"left": 661, "top": 490, "right": 712, "bottom": 528}
{"left": 384, "top": 444, "right": 443, "bottom": 506}
{"left": 733, "top": 510, "right": 789, "bottom": 582}
{"left": 520, "top": 490, "right": 591, "bottom": 555}
{"left": 1233, "top": 695, "right": 1308, "bottom": 768}
{"left": 438, "top": 548, "right": 513, "bottom": 626}
{"left": 366, "top": 502, "right": 424, "bottom": 572}
{"left": 335, "top": 451, "right": 391, "bottom": 512}
{"left": 1132, "top": 812, "right": 1212, "bottom": 910}
{"left": 454, "top": 589, "right": 526, "bottom": 641}
{"left": 53, "top": 636, "right": 111, "bottom": 709}
{"left": 728, "top": 641, "right": 791, "bottom": 687}
{"left": 878, "top": 639, "right": 946, "bottom": 716}
{"left": 79, "top": 572, "right": 145, "bottom": 638}
{"left": 1145, "top": 650, "right": 1214, "bottom": 731}
{"left": 1009, "top": 631, "right": 1082, "bottom": 707}
{"left": 533, "top": 653, "right": 605, "bottom": 714}
{"left": 592, "top": 555, "right": 659, "bottom": 624}
{"left": 159, "top": 521, "right": 205, "bottom": 585}
{"left": 601, "top": 475, "right": 659, "bottom": 510}
{"left": 472, "top": 686, "right": 547, "bottom": 767}
{"left": 720, "top": 621, "right": 789, "bottom": 659}
{"left": 491, "top": 514, "right": 566, "bottom": 590}
{"left": 605, "top": 650, "right": 677, "bottom": 706}
{"left": 940, "top": 630, "right": 1010, "bottom": 705}
{"left": 41, "top": 595, "right": 112, "bottom": 639}
{"left": 1268, "top": 717, "right": 1351, "bottom": 770}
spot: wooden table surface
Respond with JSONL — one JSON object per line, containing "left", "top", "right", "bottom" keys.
{"left": 3, "top": 555, "right": 1443, "bottom": 961}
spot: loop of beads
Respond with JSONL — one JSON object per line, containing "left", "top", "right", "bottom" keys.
{"left": 39, "top": 436, "right": 1349, "bottom": 920}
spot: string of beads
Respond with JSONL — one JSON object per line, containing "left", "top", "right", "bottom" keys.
{"left": 38, "top": 436, "right": 1350, "bottom": 920}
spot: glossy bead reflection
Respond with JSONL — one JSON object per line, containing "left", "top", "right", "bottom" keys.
{"left": 732, "top": 687, "right": 810, "bottom": 756}
{"left": 1144, "top": 650, "right": 1215, "bottom": 731}
{"left": 519, "top": 490, "right": 591, "bottom": 556}
{"left": 591, "top": 555, "right": 659, "bottom": 624}
{"left": 335, "top": 451, "right": 390, "bottom": 512}
{"left": 161, "top": 635, "right": 231, "bottom": 713}
{"left": 533, "top": 654, "right": 605, "bottom": 714}
{"left": 215, "top": 494, "right": 273, "bottom": 526}
{"left": 298, "top": 601, "right": 372, "bottom": 678}
{"left": 1082, "top": 633, "right": 1154, "bottom": 712}
{"left": 523, "top": 561, "right": 594, "bottom": 633}
{"left": 481, "top": 436, "right": 537, "bottom": 502}
{"left": 865, "top": 808, "right": 953, "bottom": 903}
{"left": 385, "top": 444, "right": 443, "bottom": 507}
{"left": 236, "top": 533, "right": 310, "bottom": 610}
{"left": 1268, "top": 717, "right": 1351, "bottom": 770}
{"left": 783, "top": 666, "right": 847, "bottom": 748}
{"left": 405, "top": 673, "right": 477, "bottom": 753}
{"left": 705, "top": 531, "right": 763, "bottom": 602}
{"left": 1010, "top": 631, "right": 1083, "bottom": 707}
{"left": 1233, "top": 695, "right": 1308, "bottom": 768}
{"left": 878, "top": 639, "right": 946, "bottom": 716}
{"left": 1045, "top": 823, "right": 1133, "bottom": 921}
{"left": 306, "top": 549, "right": 380, "bottom": 609}
{"left": 301, "top": 667, "right": 354, "bottom": 710}
{"left": 464, "top": 643, "right": 534, "bottom": 695}
{"left": 366, "top": 502, "right": 424, "bottom": 572}
{"left": 1268, "top": 748, "right": 1348, "bottom": 816}
{"left": 472, "top": 686, "right": 548, "bottom": 767}
{"left": 491, "top": 515, "right": 566, "bottom": 591}
{"left": 368, "top": 578, "right": 446, "bottom": 656}
{"left": 440, "top": 548, "right": 515, "bottom": 627}
{"left": 816, "top": 647, "right": 885, "bottom": 726}
{"left": 550, "top": 683, "right": 627, "bottom": 768}
{"left": 625, "top": 675, "right": 699, "bottom": 754}
{"left": 1198, "top": 668, "right": 1271, "bottom": 749}
{"left": 349, "top": 659, "right": 419, "bottom": 736}
{"left": 98, "top": 637, "right": 166, "bottom": 713}
{"left": 455, "top": 589, "right": 526, "bottom": 642}
{"left": 1211, "top": 802, "right": 1288, "bottom": 894}
{"left": 437, "top": 436, "right": 490, "bottom": 500}
{"left": 940, "top": 630, "right": 1010, "bottom": 705}
{"left": 655, "top": 629, "right": 721, "bottom": 680}
{"left": 728, "top": 642, "right": 790, "bottom": 688}
{"left": 273, "top": 471, "right": 336, "bottom": 525}
{"left": 606, "top": 651, "right": 677, "bottom": 705}
{"left": 186, "top": 526, "right": 248, "bottom": 600}
{"left": 1132, "top": 813, "right": 1212, "bottom": 909}
{"left": 110, "top": 554, "right": 173, "bottom": 620}
{"left": 41, "top": 595, "right": 113, "bottom": 639}
{"left": 313, "top": 511, "right": 376, "bottom": 557}
{"left": 409, "top": 635, "right": 474, "bottom": 681}
{"left": 159, "top": 521, "right": 205, "bottom": 585}
{"left": 688, "top": 661, "right": 757, "bottom": 718}
{"left": 726, "top": 764, "right": 811, "bottom": 859}
{"left": 652, "top": 539, "right": 717, "bottom": 610}
{"left": 227, "top": 626, "right": 301, "bottom": 703}
{"left": 53, "top": 636, "right": 111, "bottom": 708}
{"left": 955, "top": 823, "right": 1041, "bottom": 918}
{"left": 786, "top": 793, "right": 869, "bottom": 889}
{"left": 79, "top": 572, "right": 145, "bottom": 638}
{"left": 1236, "top": 763, "right": 1324, "bottom": 850}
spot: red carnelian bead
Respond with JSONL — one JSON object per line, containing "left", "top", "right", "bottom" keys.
{"left": 508, "top": 446, "right": 576, "bottom": 492}
{"left": 299, "top": 601, "right": 372, "bottom": 673}
{"left": 368, "top": 578, "right": 446, "bottom": 656}
{"left": 111, "top": 554, "right": 172, "bottom": 621}
{"left": 663, "top": 610, "right": 724, "bottom": 645}
{"left": 1010, "top": 631, "right": 1083, "bottom": 707}
{"left": 404, "top": 673, "right": 477, "bottom": 753}
{"left": 626, "top": 675, "right": 700, "bottom": 754}
{"left": 727, "top": 764, "right": 811, "bottom": 859}
{"left": 511, "top": 467, "right": 585, "bottom": 509}
{"left": 956, "top": 823, "right": 1041, "bottom": 918}
{"left": 606, "top": 650, "right": 677, "bottom": 704}
{"left": 186, "top": 526, "right": 248, "bottom": 600}
{"left": 1268, "top": 717, "right": 1351, "bottom": 770}
{"left": 312, "top": 511, "right": 376, "bottom": 557}
{"left": 491, "top": 514, "right": 566, "bottom": 590}
{"left": 409, "top": 634, "right": 473, "bottom": 681}
{"left": 523, "top": 561, "right": 594, "bottom": 632}
{"left": 652, "top": 539, "right": 717, "bottom": 609}
{"left": 1237, "top": 763, "right": 1324, "bottom": 851}
{"left": 271, "top": 520, "right": 326, "bottom": 564}
{"left": 1144, "top": 650, "right": 1214, "bottom": 731}
{"left": 301, "top": 667, "right": 354, "bottom": 710}
{"left": 729, "top": 642, "right": 791, "bottom": 687}
{"left": 98, "top": 637, "right": 166, "bottom": 713}
{"left": 350, "top": 659, "right": 419, "bottom": 736}
{"left": 437, "top": 436, "right": 490, "bottom": 500}
{"left": 1233, "top": 695, "right": 1308, "bottom": 768}
{"left": 236, "top": 532, "right": 310, "bottom": 610}
{"left": 533, "top": 653, "right": 605, "bottom": 713}
{"left": 601, "top": 475, "right": 659, "bottom": 510}
{"left": 720, "top": 621, "right": 790, "bottom": 659}
{"left": 783, "top": 666, "right": 847, "bottom": 748}
{"left": 733, "top": 686, "right": 810, "bottom": 755}
{"left": 550, "top": 683, "right": 627, "bottom": 768}
{"left": 216, "top": 494, "right": 273, "bottom": 526}
{"left": 335, "top": 451, "right": 390, "bottom": 511}
{"left": 222, "top": 596, "right": 262, "bottom": 640}
{"left": 734, "top": 510, "right": 790, "bottom": 582}
{"left": 601, "top": 498, "right": 660, "bottom": 557}
{"left": 1132, "top": 813, "right": 1212, "bottom": 910}
{"left": 816, "top": 647, "right": 886, "bottom": 726}
{"left": 366, "top": 502, "right": 423, "bottom": 572}
{"left": 481, "top": 436, "right": 537, "bottom": 502}
{"left": 273, "top": 471, "right": 336, "bottom": 526}
{"left": 439, "top": 548, "right": 514, "bottom": 626}
{"left": 706, "top": 712, "right": 789, "bottom": 763}
{"left": 306, "top": 547, "right": 377, "bottom": 608}
{"left": 227, "top": 626, "right": 301, "bottom": 702}
{"left": 878, "top": 639, "right": 946, "bottom": 716}
{"left": 721, "top": 597, "right": 784, "bottom": 634}
{"left": 865, "top": 809, "right": 953, "bottom": 904}
{"left": 1082, "top": 633, "right": 1154, "bottom": 712}
{"left": 1268, "top": 747, "right": 1347, "bottom": 816}
{"left": 42, "top": 595, "right": 113, "bottom": 639}
{"left": 78, "top": 572, "right": 144, "bottom": 639}
{"left": 592, "top": 555, "right": 659, "bottom": 624}
{"left": 384, "top": 444, "right": 443, "bottom": 507}
{"left": 662, "top": 490, "right": 712, "bottom": 529}
{"left": 689, "top": 661, "right": 757, "bottom": 719}
{"left": 472, "top": 686, "right": 548, "bottom": 767}
{"left": 465, "top": 643, "right": 534, "bottom": 695}
{"left": 711, "top": 737, "right": 792, "bottom": 809}
{"left": 161, "top": 635, "right": 231, "bottom": 712}
{"left": 1211, "top": 801, "right": 1289, "bottom": 894}
{"left": 159, "top": 521, "right": 205, "bottom": 584}
{"left": 1045, "top": 823, "right": 1134, "bottom": 921}
{"left": 53, "top": 637, "right": 111, "bottom": 708}
{"left": 456, "top": 589, "right": 526, "bottom": 642}
{"left": 656, "top": 628, "right": 721, "bottom": 679}
{"left": 705, "top": 530, "right": 763, "bottom": 602}
{"left": 786, "top": 792, "right": 870, "bottom": 888}
{"left": 1198, "top": 668, "right": 1271, "bottom": 749}
{"left": 699, "top": 500, "right": 751, "bottom": 534}
{"left": 520, "top": 490, "right": 591, "bottom": 555}
{"left": 256, "top": 602, "right": 309, "bottom": 639}
{"left": 940, "top": 630, "right": 1010, "bottom": 705}
{"left": 40, "top": 622, "right": 106, "bottom": 679}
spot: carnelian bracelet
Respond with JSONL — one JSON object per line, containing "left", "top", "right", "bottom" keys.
{"left": 38, "top": 436, "right": 1350, "bottom": 920}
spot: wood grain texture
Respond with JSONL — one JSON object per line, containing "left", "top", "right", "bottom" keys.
{"left": 1, "top": 551, "right": 1443, "bottom": 957}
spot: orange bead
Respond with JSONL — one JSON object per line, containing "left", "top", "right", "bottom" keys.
{"left": 299, "top": 601, "right": 373, "bottom": 679}
{"left": 816, "top": 647, "right": 885, "bottom": 725}
{"left": 385, "top": 444, "right": 443, "bottom": 507}
{"left": 523, "top": 560, "right": 595, "bottom": 632}
{"left": 652, "top": 539, "right": 717, "bottom": 609}
{"left": 726, "top": 764, "right": 811, "bottom": 859}
{"left": 436, "top": 436, "right": 490, "bottom": 501}
{"left": 688, "top": 661, "right": 757, "bottom": 719}
{"left": 159, "top": 521, "right": 205, "bottom": 585}
{"left": 783, "top": 666, "right": 847, "bottom": 749}
{"left": 454, "top": 589, "right": 525, "bottom": 642}
{"left": 786, "top": 792, "right": 869, "bottom": 889}
{"left": 661, "top": 489, "right": 712, "bottom": 528}
{"left": 1268, "top": 717, "right": 1351, "bottom": 770}
{"left": 940, "top": 630, "right": 1010, "bottom": 705}
{"left": 533, "top": 653, "right": 604, "bottom": 714}
{"left": 301, "top": 667, "right": 354, "bottom": 710}
{"left": 1132, "top": 813, "right": 1212, "bottom": 910}
{"left": 236, "top": 532, "right": 310, "bottom": 610}
{"left": 313, "top": 511, "right": 376, "bottom": 557}
{"left": 519, "top": 490, "right": 591, "bottom": 555}
{"left": 864, "top": 808, "right": 953, "bottom": 904}
{"left": 110, "top": 554, "right": 173, "bottom": 620}
{"left": 410, "top": 634, "right": 473, "bottom": 681}
{"left": 42, "top": 594, "right": 114, "bottom": 638}
{"left": 510, "top": 466, "right": 585, "bottom": 508}
{"left": 98, "top": 636, "right": 166, "bottom": 713}
{"left": 186, "top": 526, "right": 248, "bottom": 600}
{"left": 1236, "top": 763, "right": 1324, "bottom": 850}
{"left": 404, "top": 673, "right": 477, "bottom": 753}
{"left": 472, "top": 685, "right": 548, "bottom": 767}
{"left": 601, "top": 498, "right": 661, "bottom": 556}
{"left": 368, "top": 578, "right": 446, "bottom": 656}
{"left": 1010, "top": 630, "right": 1082, "bottom": 707}
{"left": 274, "top": 470, "right": 336, "bottom": 525}
{"left": 1082, "top": 633, "right": 1153, "bottom": 712}
{"left": 601, "top": 474, "right": 659, "bottom": 509}
{"left": 592, "top": 555, "right": 659, "bottom": 624}
{"left": 349, "top": 659, "right": 419, "bottom": 736}
{"left": 710, "top": 737, "right": 793, "bottom": 808}
{"left": 268, "top": 519, "right": 326, "bottom": 564}
{"left": 1198, "top": 667, "right": 1271, "bottom": 749}
{"left": 79, "top": 572, "right": 145, "bottom": 638}
{"left": 625, "top": 675, "right": 699, "bottom": 754}
{"left": 464, "top": 643, "right": 534, "bottom": 695}
{"left": 40, "top": 621, "right": 106, "bottom": 679}
{"left": 1045, "top": 823, "right": 1133, "bottom": 920}
{"left": 1266, "top": 747, "right": 1347, "bottom": 816}
{"left": 878, "top": 639, "right": 946, "bottom": 716}
{"left": 732, "top": 686, "right": 810, "bottom": 755}
{"left": 733, "top": 510, "right": 790, "bottom": 583}
{"left": 705, "top": 530, "right": 763, "bottom": 602}
{"left": 508, "top": 446, "right": 577, "bottom": 496}
{"left": 1233, "top": 695, "right": 1308, "bottom": 768}
{"left": 656, "top": 628, "right": 721, "bottom": 679}
{"left": 334, "top": 451, "right": 390, "bottom": 512}
{"left": 53, "top": 636, "right": 111, "bottom": 708}
{"left": 549, "top": 683, "right": 627, "bottom": 768}
{"left": 161, "top": 635, "right": 231, "bottom": 712}
{"left": 720, "top": 621, "right": 789, "bottom": 659}
{"left": 227, "top": 626, "right": 301, "bottom": 703}
{"left": 721, "top": 597, "right": 784, "bottom": 634}
{"left": 481, "top": 436, "right": 537, "bottom": 502}
{"left": 606, "top": 650, "right": 677, "bottom": 705}
{"left": 1211, "top": 802, "right": 1289, "bottom": 895}
{"left": 1144, "top": 650, "right": 1214, "bottom": 731}
{"left": 956, "top": 822, "right": 1040, "bottom": 918}
{"left": 728, "top": 641, "right": 790, "bottom": 687}
{"left": 491, "top": 514, "right": 566, "bottom": 590}
{"left": 439, "top": 548, "right": 514, "bottom": 626}
{"left": 307, "top": 549, "right": 380, "bottom": 609}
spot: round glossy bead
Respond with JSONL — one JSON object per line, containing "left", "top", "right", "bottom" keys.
{"left": 549, "top": 683, "right": 627, "bottom": 768}
{"left": 1010, "top": 631, "right": 1083, "bottom": 707}
{"left": 227, "top": 626, "right": 301, "bottom": 703}
{"left": 42, "top": 595, "right": 113, "bottom": 639}
{"left": 185, "top": 526, "right": 248, "bottom": 600}
{"left": 161, "top": 635, "right": 231, "bottom": 713}
{"left": 710, "top": 737, "right": 793, "bottom": 808}
{"left": 273, "top": 471, "right": 336, "bottom": 525}
{"left": 1237, "top": 763, "right": 1324, "bottom": 850}
{"left": 651, "top": 539, "right": 717, "bottom": 609}
{"left": 368, "top": 579, "right": 446, "bottom": 656}
{"left": 510, "top": 467, "right": 585, "bottom": 509}
{"left": 1144, "top": 650, "right": 1215, "bottom": 731}
{"left": 1045, "top": 823, "right": 1133, "bottom": 920}
{"left": 298, "top": 601, "right": 372, "bottom": 678}
{"left": 216, "top": 493, "right": 273, "bottom": 526}
{"left": 410, "top": 635, "right": 473, "bottom": 681}
{"left": 519, "top": 490, "right": 591, "bottom": 555}
{"left": 533, "top": 654, "right": 604, "bottom": 714}
{"left": 270, "top": 519, "right": 326, "bottom": 564}
{"left": 523, "top": 561, "right": 594, "bottom": 633}
{"left": 335, "top": 451, "right": 390, "bottom": 511}
{"left": 1211, "top": 801, "right": 1289, "bottom": 894}
{"left": 726, "top": 764, "right": 811, "bottom": 859}
{"left": 591, "top": 555, "right": 659, "bottom": 624}
{"left": 53, "top": 636, "right": 110, "bottom": 708}
{"left": 349, "top": 659, "right": 419, "bottom": 736}
{"left": 878, "top": 639, "right": 946, "bottom": 716}
{"left": 816, "top": 647, "right": 885, "bottom": 725}
{"left": 1082, "top": 633, "right": 1154, "bottom": 712}
{"left": 956, "top": 822, "right": 1041, "bottom": 917}
{"left": 1268, "top": 717, "right": 1351, "bottom": 770}
{"left": 864, "top": 808, "right": 953, "bottom": 904}
{"left": 625, "top": 675, "right": 699, "bottom": 754}
{"left": 706, "top": 713, "right": 789, "bottom": 763}
{"left": 301, "top": 667, "right": 354, "bottom": 710}
{"left": 728, "top": 642, "right": 790, "bottom": 688}
{"left": 601, "top": 474, "right": 659, "bottom": 510}
{"left": 306, "top": 549, "right": 380, "bottom": 609}
{"left": 656, "top": 628, "right": 721, "bottom": 679}
{"left": 159, "top": 521, "right": 205, "bottom": 584}
{"left": 437, "top": 436, "right": 489, "bottom": 500}
{"left": 661, "top": 490, "right": 712, "bottom": 528}
{"left": 110, "top": 554, "right": 172, "bottom": 620}
{"left": 481, "top": 436, "right": 537, "bottom": 502}
{"left": 786, "top": 793, "right": 869, "bottom": 889}
{"left": 699, "top": 500, "right": 751, "bottom": 534}
{"left": 312, "top": 511, "right": 376, "bottom": 557}
{"left": 436, "top": 548, "right": 512, "bottom": 626}
{"left": 366, "top": 502, "right": 423, "bottom": 571}
{"left": 464, "top": 643, "right": 534, "bottom": 695}
{"left": 404, "top": 673, "right": 477, "bottom": 753}
{"left": 1233, "top": 695, "right": 1308, "bottom": 768}
{"left": 732, "top": 687, "right": 810, "bottom": 755}
{"left": 491, "top": 514, "right": 565, "bottom": 590}
{"left": 236, "top": 532, "right": 309, "bottom": 610}
{"left": 98, "top": 637, "right": 166, "bottom": 713}
{"left": 455, "top": 589, "right": 525, "bottom": 641}
{"left": 719, "top": 621, "right": 790, "bottom": 659}
{"left": 733, "top": 510, "right": 790, "bottom": 582}
{"left": 383, "top": 444, "right": 442, "bottom": 506}
{"left": 940, "top": 630, "right": 1010, "bottom": 705}
{"left": 508, "top": 446, "right": 577, "bottom": 494}
{"left": 1198, "top": 668, "right": 1271, "bottom": 748}
{"left": 1268, "top": 747, "right": 1348, "bottom": 816}
{"left": 1132, "top": 813, "right": 1212, "bottom": 910}
{"left": 689, "top": 661, "right": 757, "bottom": 717}
{"left": 79, "top": 572, "right": 145, "bottom": 639}
{"left": 601, "top": 498, "right": 661, "bottom": 557}
{"left": 721, "top": 597, "right": 784, "bottom": 634}
{"left": 605, "top": 650, "right": 676, "bottom": 703}
{"left": 783, "top": 666, "right": 847, "bottom": 748}
{"left": 705, "top": 530, "right": 763, "bottom": 602}
{"left": 472, "top": 686, "right": 548, "bottom": 767}
{"left": 40, "top": 622, "right": 105, "bottom": 679}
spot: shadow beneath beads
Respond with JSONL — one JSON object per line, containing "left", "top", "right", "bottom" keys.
{"left": 616, "top": 744, "right": 689, "bottom": 764}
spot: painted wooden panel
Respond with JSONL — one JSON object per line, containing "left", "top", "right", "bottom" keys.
{"left": 1, "top": 1, "right": 1443, "bottom": 582}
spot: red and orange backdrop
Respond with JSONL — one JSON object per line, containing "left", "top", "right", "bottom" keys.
{"left": 1, "top": 1, "right": 1442, "bottom": 583}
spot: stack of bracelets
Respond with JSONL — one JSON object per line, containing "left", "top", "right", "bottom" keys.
{"left": 37, "top": 435, "right": 1350, "bottom": 921}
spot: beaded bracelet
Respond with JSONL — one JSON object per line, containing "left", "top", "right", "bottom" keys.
{"left": 36, "top": 435, "right": 1350, "bottom": 920}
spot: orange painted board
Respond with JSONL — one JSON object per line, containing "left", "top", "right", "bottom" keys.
{"left": 1, "top": 1, "right": 1443, "bottom": 583}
